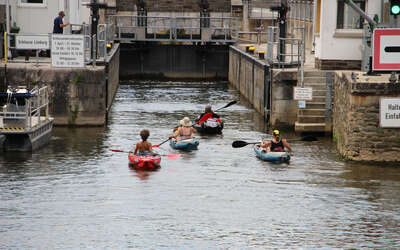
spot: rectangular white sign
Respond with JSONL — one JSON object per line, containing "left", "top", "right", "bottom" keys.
{"left": 16, "top": 35, "right": 50, "bottom": 50}
{"left": 51, "top": 34, "right": 85, "bottom": 68}
{"left": 380, "top": 98, "right": 400, "bottom": 128}
{"left": 0, "top": 117, "right": 3, "bottom": 128}
{"left": 293, "top": 87, "right": 313, "bottom": 100}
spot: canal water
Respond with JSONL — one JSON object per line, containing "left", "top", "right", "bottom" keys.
{"left": 1, "top": 81, "right": 400, "bottom": 248}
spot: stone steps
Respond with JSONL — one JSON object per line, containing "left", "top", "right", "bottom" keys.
{"left": 295, "top": 70, "right": 328, "bottom": 134}
{"left": 297, "top": 115, "right": 326, "bottom": 123}
{"left": 309, "top": 96, "right": 325, "bottom": 102}
{"left": 298, "top": 109, "right": 326, "bottom": 116}
{"left": 303, "top": 71, "right": 327, "bottom": 77}
{"left": 303, "top": 76, "right": 326, "bottom": 83}
{"left": 295, "top": 122, "right": 327, "bottom": 132}
{"left": 302, "top": 102, "right": 325, "bottom": 109}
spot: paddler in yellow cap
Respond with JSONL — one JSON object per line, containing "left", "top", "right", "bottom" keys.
{"left": 260, "top": 129, "right": 292, "bottom": 153}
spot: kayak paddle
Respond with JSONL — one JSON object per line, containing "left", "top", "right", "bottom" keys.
{"left": 152, "top": 138, "right": 171, "bottom": 148}
{"left": 232, "top": 136, "right": 318, "bottom": 148}
{"left": 110, "top": 149, "right": 181, "bottom": 159}
{"left": 232, "top": 140, "right": 260, "bottom": 148}
{"left": 197, "top": 100, "right": 237, "bottom": 124}
{"left": 215, "top": 100, "right": 237, "bottom": 111}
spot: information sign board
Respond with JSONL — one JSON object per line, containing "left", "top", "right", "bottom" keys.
{"left": 0, "top": 117, "right": 3, "bottom": 128}
{"left": 293, "top": 87, "right": 313, "bottom": 100}
{"left": 51, "top": 34, "right": 85, "bottom": 68}
{"left": 16, "top": 35, "right": 49, "bottom": 50}
{"left": 380, "top": 98, "right": 400, "bottom": 128}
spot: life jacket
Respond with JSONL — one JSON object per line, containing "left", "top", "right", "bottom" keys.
{"left": 270, "top": 139, "right": 285, "bottom": 152}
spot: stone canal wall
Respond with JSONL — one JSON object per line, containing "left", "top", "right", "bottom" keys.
{"left": 333, "top": 72, "right": 400, "bottom": 162}
{"left": 228, "top": 45, "right": 297, "bottom": 128}
{"left": 120, "top": 44, "right": 228, "bottom": 80}
{"left": 0, "top": 45, "right": 120, "bottom": 126}
{"left": 116, "top": 0, "right": 231, "bottom": 12}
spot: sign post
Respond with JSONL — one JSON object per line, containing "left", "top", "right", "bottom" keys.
{"left": 373, "top": 28, "right": 400, "bottom": 71}
{"left": 51, "top": 34, "right": 85, "bottom": 68}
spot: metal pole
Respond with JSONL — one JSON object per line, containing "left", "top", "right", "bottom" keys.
{"left": 6, "top": 0, "right": 10, "bottom": 59}
{"left": 344, "top": 0, "right": 377, "bottom": 27}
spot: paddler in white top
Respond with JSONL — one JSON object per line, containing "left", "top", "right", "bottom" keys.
{"left": 169, "top": 117, "right": 197, "bottom": 141}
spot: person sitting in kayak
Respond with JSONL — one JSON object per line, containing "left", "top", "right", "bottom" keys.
{"left": 260, "top": 130, "right": 292, "bottom": 153}
{"left": 196, "top": 104, "right": 220, "bottom": 124}
{"left": 169, "top": 117, "right": 197, "bottom": 141}
{"left": 134, "top": 129, "right": 156, "bottom": 155}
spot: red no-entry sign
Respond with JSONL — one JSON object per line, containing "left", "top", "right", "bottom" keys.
{"left": 373, "top": 28, "right": 400, "bottom": 71}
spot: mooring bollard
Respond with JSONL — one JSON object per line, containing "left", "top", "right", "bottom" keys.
{"left": 249, "top": 47, "right": 255, "bottom": 54}
{"left": 258, "top": 51, "right": 265, "bottom": 59}
{"left": 246, "top": 45, "right": 251, "bottom": 53}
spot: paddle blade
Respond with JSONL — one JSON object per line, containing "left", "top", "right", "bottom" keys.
{"left": 232, "top": 141, "right": 249, "bottom": 148}
{"left": 152, "top": 144, "right": 160, "bottom": 148}
{"left": 164, "top": 154, "right": 181, "bottom": 159}
{"left": 215, "top": 100, "right": 237, "bottom": 111}
{"left": 110, "top": 149, "right": 124, "bottom": 152}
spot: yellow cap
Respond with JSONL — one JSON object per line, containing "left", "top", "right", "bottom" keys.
{"left": 107, "top": 44, "right": 111, "bottom": 48}
{"left": 249, "top": 47, "right": 255, "bottom": 51}
{"left": 273, "top": 130, "right": 279, "bottom": 135}
{"left": 258, "top": 51, "right": 265, "bottom": 53}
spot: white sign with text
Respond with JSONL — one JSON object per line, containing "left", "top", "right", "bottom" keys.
{"left": 380, "top": 98, "right": 400, "bottom": 128}
{"left": 51, "top": 34, "right": 85, "bottom": 68}
{"left": 293, "top": 87, "right": 313, "bottom": 101}
{"left": 16, "top": 35, "right": 50, "bottom": 50}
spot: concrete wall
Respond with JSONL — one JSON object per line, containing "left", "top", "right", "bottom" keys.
{"left": 0, "top": 46, "right": 120, "bottom": 126}
{"left": 333, "top": 72, "right": 400, "bottom": 163}
{"left": 116, "top": 0, "right": 231, "bottom": 12}
{"left": 229, "top": 45, "right": 267, "bottom": 115}
{"left": 120, "top": 44, "right": 229, "bottom": 80}
{"left": 229, "top": 46, "right": 297, "bottom": 128}
{"left": 270, "top": 70, "right": 297, "bottom": 129}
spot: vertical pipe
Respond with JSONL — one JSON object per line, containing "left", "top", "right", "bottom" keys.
{"left": 3, "top": 32, "right": 7, "bottom": 92}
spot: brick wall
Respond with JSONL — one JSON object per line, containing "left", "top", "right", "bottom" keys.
{"left": 116, "top": 0, "right": 231, "bottom": 12}
{"left": 333, "top": 72, "right": 400, "bottom": 163}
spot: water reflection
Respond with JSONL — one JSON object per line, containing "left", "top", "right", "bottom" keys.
{"left": 1, "top": 81, "right": 400, "bottom": 249}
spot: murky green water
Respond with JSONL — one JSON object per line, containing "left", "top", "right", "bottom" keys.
{"left": 1, "top": 81, "right": 400, "bottom": 248}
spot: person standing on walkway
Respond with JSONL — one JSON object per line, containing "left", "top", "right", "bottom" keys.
{"left": 53, "top": 11, "right": 70, "bottom": 34}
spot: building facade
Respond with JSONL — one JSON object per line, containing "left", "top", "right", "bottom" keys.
{"left": 5, "top": 0, "right": 91, "bottom": 34}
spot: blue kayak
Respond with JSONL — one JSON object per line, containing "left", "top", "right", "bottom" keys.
{"left": 253, "top": 145, "right": 290, "bottom": 163}
{"left": 170, "top": 138, "right": 199, "bottom": 150}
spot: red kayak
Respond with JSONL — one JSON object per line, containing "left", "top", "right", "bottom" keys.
{"left": 128, "top": 152, "right": 161, "bottom": 170}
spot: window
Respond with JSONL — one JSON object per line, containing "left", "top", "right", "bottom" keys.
{"left": 18, "top": 0, "right": 47, "bottom": 7}
{"left": 337, "top": 0, "right": 365, "bottom": 29}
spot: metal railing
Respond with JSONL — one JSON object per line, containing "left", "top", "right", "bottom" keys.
{"left": 107, "top": 15, "right": 239, "bottom": 42}
{"left": 5, "top": 32, "right": 94, "bottom": 65}
{"left": 0, "top": 86, "right": 50, "bottom": 130}
{"left": 3, "top": 21, "right": 117, "bottom": 65}
{"left": 248, "top": 0, "right": 280, "bottom": 19}
{"left": 266, "top": 26, "right": 305, "bottom": 68}
{"left": 287, "top": 0, "right": 314, "bottom": 22}
{"left": 97, "top": 24, "right": 115, "bottom": 60}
